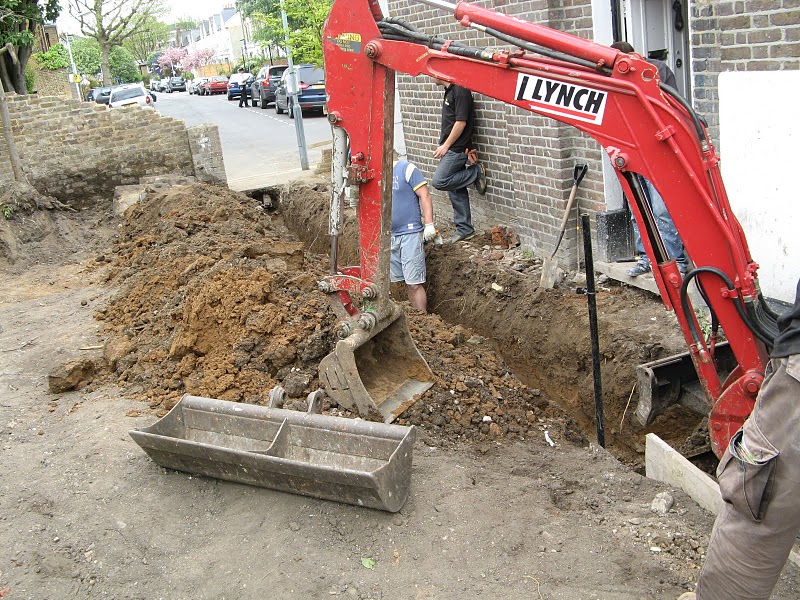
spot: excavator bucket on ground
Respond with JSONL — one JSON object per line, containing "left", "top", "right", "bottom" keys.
{"left": 319, "top": 305, "right": 434, "bottom": 423}
{"left": 635, "top": 342, "right": 738, "bottom": 426}
{"left": 129, "top": 390, "right": 416, "bottom": 512}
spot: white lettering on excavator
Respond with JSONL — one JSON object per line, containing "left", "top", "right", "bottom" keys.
{"left": 515, "top": 74, "right": 607, "bottom": 125}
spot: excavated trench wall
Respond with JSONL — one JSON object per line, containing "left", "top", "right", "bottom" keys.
{"left": 0, "top": 94, "right": 226, "bottom": 205}
{"left": 277, "top": 183, "right": 702, "bottom": 469}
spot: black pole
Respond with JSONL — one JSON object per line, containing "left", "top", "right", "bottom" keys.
{"left": 610, "top": 0, "right": 622, "bottom": 43}
{"left": 581, "top": 213, "right": 605, "bottom": 447}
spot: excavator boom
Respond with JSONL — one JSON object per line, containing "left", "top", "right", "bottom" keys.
{"left": 322, "top": 0, "right": 774, "bottom": 456}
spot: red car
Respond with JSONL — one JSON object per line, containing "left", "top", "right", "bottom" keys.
{"left": 200, "top": 76, "right": 229, "bottom": 96}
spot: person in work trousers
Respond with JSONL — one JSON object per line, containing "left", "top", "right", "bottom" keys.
{"left": 679, "top": 277, "right": 800, "bottom": 600}
{"left": 238, "top": 68, "right": 249, "bottom": 108}
{"left": 430, "top": 78, "right": 487, "bottom": 244}
{"left": 610, "top": 42, "right": 688, "bottom": 276}
{"left": 391, "top": 152, "right": 437, "bottom": 312}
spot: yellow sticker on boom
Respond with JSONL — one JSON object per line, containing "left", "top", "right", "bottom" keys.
{"left": 328, "top": 32, "right": 363, "bottom": 53}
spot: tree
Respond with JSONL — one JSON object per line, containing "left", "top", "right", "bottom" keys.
{"left": 157, "top": 46, "right": 186, "bottom": 76}
{"left": 68, "top": 0, "right": 165, "bottom": 84}
{"left": 109, "top": 45, "right": 138, "bottom": 82}
{"left": 0, "top": 0, "right": 61, "bottom": 93}
{"left": 181, "top": 47, "right": 215, "bottom": 74}
{"left": 239, "top": 0, "right": 331, "bottom": 66}
{"left": 122, "top": 15, "right": 169, "bottom": 65}
{"left": 71, "top": 36, "right": 101, "bottom": 75}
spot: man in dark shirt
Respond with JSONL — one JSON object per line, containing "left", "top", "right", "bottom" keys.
{"left": 237, "top": 68, "right": 250, "bottom": 108}
{"left": 430, "top": 79, "right": 487, "bottom": 243}
{"left": 680, "top": 278, "right": 800, "bottom": 600}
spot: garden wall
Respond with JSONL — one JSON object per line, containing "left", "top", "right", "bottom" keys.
{"left": 0, "top": 94, "right": 226, "bottom": 205}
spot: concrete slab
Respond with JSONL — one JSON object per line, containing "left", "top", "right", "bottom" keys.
{"left": 595, "top": 260, "right": 707, "bottom": 310}
{"left": 645, "top": 433, "right": 800, "bottom": 568}
{"left": 645, "top": 433, "right": 722, "bottom": 515}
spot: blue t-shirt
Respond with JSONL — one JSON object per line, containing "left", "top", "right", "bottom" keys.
{"left": 391, "top": 160, "right": 427, "bottom": 236}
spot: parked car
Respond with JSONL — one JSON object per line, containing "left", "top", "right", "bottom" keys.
{"left": 251, "top": 65, "right": 288, "bottom": 108}
{"left": 158, "top": 77, "right": 170, "bottom": 92}
{"left": 167, "top": 77, "right": 186, "bottom": 93}
{"left": 149, "top": 78, "right": 160, "bottom": 91}
{"left": 94, "top": 86, "right": 114, "bottom": 105}
{"left": 200, "top": 75, "right": 229, "bottom": 95}
{"left": 188, "top": 77, "right": 208, "bottom": 95}
{"left": 226, "top": 72, "right": 252, "bottom": 100}
{"left": 274, "top": 65, "right": 326, "bottom": 118}
{"left": 85, "top": 87, "right": 100, "bottom": 102}
{"left": 107, "top": 84, "right": 156, "bottom": 110}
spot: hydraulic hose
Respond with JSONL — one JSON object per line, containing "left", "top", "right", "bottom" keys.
{"left": 658, "top": 82, "right": 706, "bottom": 146}
{"left": 680, "top": 267, "right": 775, "bottom": 348}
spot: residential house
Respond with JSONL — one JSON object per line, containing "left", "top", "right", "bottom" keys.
{"left": 388, "top": 0, "right": 799, "bottom": 301}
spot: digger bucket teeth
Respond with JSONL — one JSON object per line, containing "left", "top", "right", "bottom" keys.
{"left": 130, "top": 393, "right": 416, "bottom": 512}
{"left": 634, "top": 342, "right": 737, "bottom": 426}
{"left": 319, "top": 310, "right": 434, "bottom": 423}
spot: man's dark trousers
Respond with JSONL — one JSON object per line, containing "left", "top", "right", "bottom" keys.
{"left": 432, "top": 150, "right": 479, "bottom": 236}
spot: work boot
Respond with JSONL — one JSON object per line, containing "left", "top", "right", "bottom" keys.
{"left": 475, "top": 163, "right": 487, "bottom": 194}
{"left": 448, "top": 231, "right": 475, "bottom": 244}
{"left": 627, "top": 260, "right": 651, "bottom": 277}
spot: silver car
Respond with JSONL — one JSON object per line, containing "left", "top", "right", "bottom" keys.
{"left": 188, "top": 77, "right": 209, "bottom": 95}
{"left": 108, "top": 84, "right": 157, "bottom": 110}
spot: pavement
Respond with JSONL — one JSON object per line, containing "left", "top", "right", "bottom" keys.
{"left": 151, "top": 89, "right": 331, "bottom": 190}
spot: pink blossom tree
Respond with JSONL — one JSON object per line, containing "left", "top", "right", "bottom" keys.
{"left": 182, "top": 47, "right": 216, "bottom": 73}
{"left": 158, "top": 46, "right": 188, "bottom": 76}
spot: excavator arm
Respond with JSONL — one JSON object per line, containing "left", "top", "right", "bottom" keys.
{"left": 322, "top": 0, "right": 775, "bottom": 456}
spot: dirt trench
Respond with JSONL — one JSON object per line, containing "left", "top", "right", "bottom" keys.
{"left": 277, "top": 180, "right": 707, "bottom": 469}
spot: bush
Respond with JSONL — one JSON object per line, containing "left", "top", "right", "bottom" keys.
{"left": 24, "top": 60, "right": 37, "bottom": 94}
{"left": 36, "top": 44, "right": 70, "bottom": 70}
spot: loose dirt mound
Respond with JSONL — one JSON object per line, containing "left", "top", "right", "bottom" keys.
{"left": 0, "top": 182, "right": 113, "bottom": 272}
{"left": 96, "top": 183, "right": 582, "bottom": 448}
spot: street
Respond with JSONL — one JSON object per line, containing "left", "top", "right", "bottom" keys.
{"left": 153, "top": 89, "right": 332, "bottom": 190}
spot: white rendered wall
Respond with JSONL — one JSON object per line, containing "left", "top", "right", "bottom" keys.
{"left": 592, "top": 0, "right": 626, "bottom": 211}
{"left": 719, "top": 71, "right": 799, "bottom": 304}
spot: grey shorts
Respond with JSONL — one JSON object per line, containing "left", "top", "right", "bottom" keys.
{"left": 390, "top": 232, "right": 426, "bottom": 285}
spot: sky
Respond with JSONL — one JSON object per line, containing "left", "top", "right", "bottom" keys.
{"left": 56, "top": 0, "right": 231, "bottom": 35}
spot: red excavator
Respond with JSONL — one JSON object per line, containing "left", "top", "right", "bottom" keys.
{"left": 319, "top": 0, "right": 777, "bottom": 459}
{"left": 131, "top": 0, "right": 777, "bottom": 511}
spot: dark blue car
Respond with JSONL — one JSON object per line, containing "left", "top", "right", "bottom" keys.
{"left": 274, "top": 65, "right": 326, "bottom": 119}
{"left": 227, "top": 73, "right": 253, "bottom": 100}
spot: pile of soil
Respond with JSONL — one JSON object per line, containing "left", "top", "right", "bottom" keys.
{"left": 94, "top": 183, "right": 584, "bottom": 449}
{"left": 67, "top": 179, "right": 715, "bottom": 469}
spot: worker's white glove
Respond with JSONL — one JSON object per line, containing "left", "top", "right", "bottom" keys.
{"left": 423, "top": 223, "right": 437, "bottom": 242}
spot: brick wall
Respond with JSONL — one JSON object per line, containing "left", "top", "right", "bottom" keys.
{"left": 390, "top": 0, "right": 606, "bottom": 266}
{"left": 33, "top": 68, "right": 76, "bottom": 100}
{"left": 691, "top": 0, "right": 799, "bottom": 148}
{"left": 390, "top": 0, "right": 799, "bottom": 264}
{"left": 187, "top": 124, "right": 227, "bottom": 185}
{"left": 2, "top": 94, "right": 226, "bottom": 205}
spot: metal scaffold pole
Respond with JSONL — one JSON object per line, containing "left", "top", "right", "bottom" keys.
{"left": 280, "top": 0, "right": 309, "bottom": 170}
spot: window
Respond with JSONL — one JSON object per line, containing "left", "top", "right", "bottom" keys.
{"left": 111, "top": 87, "right": 145, "bottom": 101}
